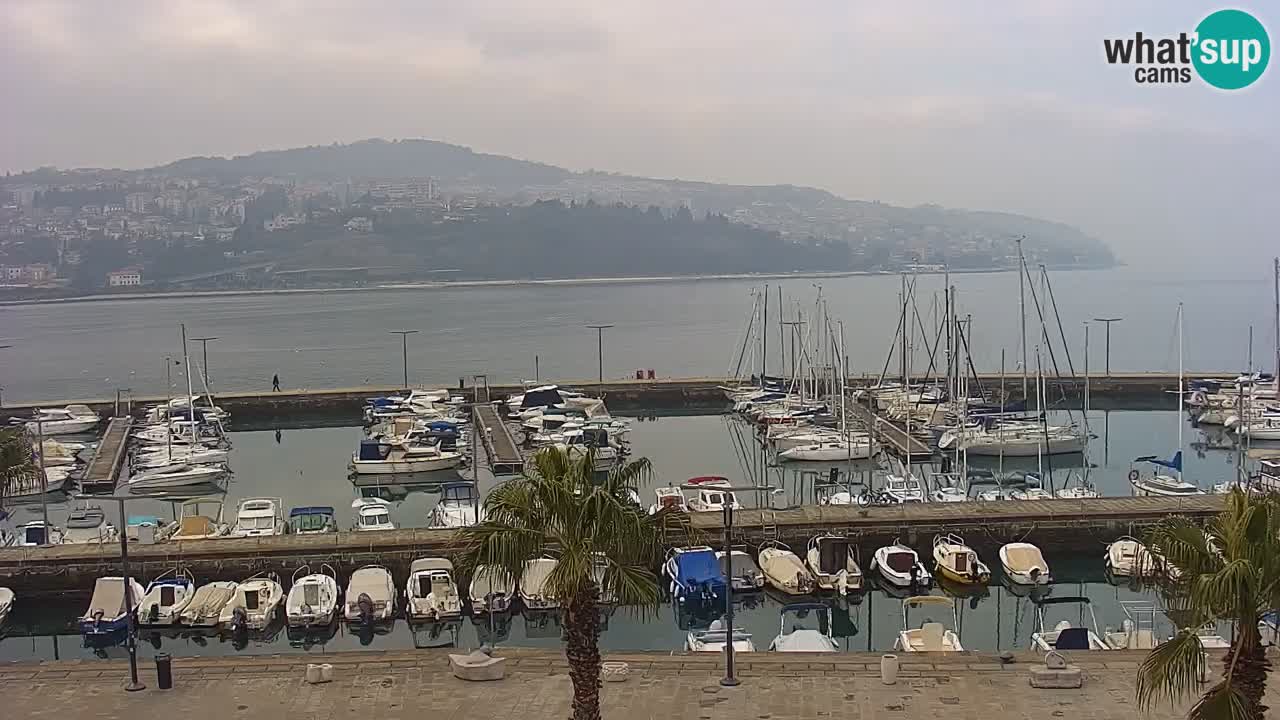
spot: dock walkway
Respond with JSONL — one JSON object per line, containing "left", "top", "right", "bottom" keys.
{"left": 78, "top": 416, "right": 131, "bottom": 492}
{"left": 847, "top": 401, "right": 931, "bottom": 457}
{"left": 473, "top": 403, "right": 524, "bottom": 474}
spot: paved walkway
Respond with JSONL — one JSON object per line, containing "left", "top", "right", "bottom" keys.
{"left": 1, "top": 648, "right": 1267, "bottom": 719}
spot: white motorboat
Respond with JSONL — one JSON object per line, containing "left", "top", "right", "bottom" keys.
{"left": 27, "top": 405, "right": 100, "bottom": 435}
{"left": 932, "top": 534, "right": 990, "bottom": 586}
{"left": 427, "top": 482, "right": 482, "bottom": 529}
{"left": 79, "top": 577, "right": 145, "bottom": 640}
{"left": 5, "top": 520, "right": 63, "bottom": 547}
{"left": 686, "top": 618, "right": 756, "bottom": 652}
{"left": 288, "top": 506, "right": 338, "bottom": 535}
{"left": 62, "top": 505, "right": 118, "bottom": 544}
{"left": 557, "top": 428, "right": 622, "bottom": 472}
{"left": 286, "top": 564, "right": 341, "bottom": 628}
{"left": 229, "top": 497, "right": 286, "bottom": 537}
{"left": 469, "top": 565, "right": 516, "bottom": 615}
{"left": 1239, "top": 415, "right": 1280, "bottom": 441}
{"left": 127, "top": 462, "right": 227, "bottom": 489}
{"left": 344, "top": 566, "right": 397, "bottom": 624}
{"left": 350, "top": 439, "right": 463, "bottom": 474}
{"left": 999, "top": 542, "right": 1051, "bottom": 586}
{"left": 1054, "top": 485, "right": 1100, "bottom": 499}
{"left": 1009, "top": 487, "right": 1054, "bottom": 501}
{"left": 768, "top": 603, "right": 839, "bottom": 652}
{"left": 133, "top": 446, "right": 229, "bottom": 470}
{"left": 352, "top": 497, "right": 396, "bottom": 531}
{"left": 218, "top": 573, "right": 285, "bottom": 631}
{"left": 805, "top": 534, "right": 863, "bottom": 594}
{"left": 778, "top": 436, "right": 877, "bottom": 462}
{"left": 406, "top": 558, "right": 463, "bottom": 622}
{"left": 871, "top": 543, "right": 932, "bottom": 588}
{"left": 0, "top": 587, "right": 13, "bottom": 625}
{"left": 180, "top": 581, "right": 238, "bottom": 626}
{"left": 882, "top": 475, "right": 926, "bottom": 503}
{"left": 685, "top": 477, "right": 740, "bottom": 512}
{"left": 894, "top": 595, "right": 965, "bottom": 652}
{"left": 717, "top": 550, "right": 765, "bottom": 592}
{"left": 758, "top": 541, "right": 816, "bottom": 595}
{"left": 158, "top": 497, "right": 229, "bottom": 541}
{"left": 520, "top": 557, "right": 560, "bottom": 611}
{"left": 137, "top": 569, "right": 196, "bottom": 627}
{"left": 1030, "top": 596, "right": 1111, "bottom": 651}
{"left": 648, "top": 486, "right": 688, "bottom": 514}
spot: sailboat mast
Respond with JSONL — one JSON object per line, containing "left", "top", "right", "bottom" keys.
{"left": 1273, "top": 257, "right": 1279, "bottom": 381}
{"left": 1176, "top": 303, "right": 1183, "bottom": 480}
{"left": 900, "top": 274, "right": 908, "bottom": 387}
{"left": 1017, "top": 237, "right": 1028, "bottom": 402}
{"left": 761, "top": 285, "right": 768, "bottom": 389}
{"left": 165, "top": 356, "right": 173, "bottom": 461}
{"left": 181, "top": 323, "right": 196, "bottom": 443}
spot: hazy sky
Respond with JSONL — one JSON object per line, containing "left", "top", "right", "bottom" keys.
{"left": 2, "top": 1, "right": 1276, "bottom": 266}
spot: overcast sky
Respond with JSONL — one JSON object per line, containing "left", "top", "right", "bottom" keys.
{"left": 2, "top": 1, "right": 1276, "bottom": 266}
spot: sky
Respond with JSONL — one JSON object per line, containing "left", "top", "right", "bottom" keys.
{"left": 1, "top": 1, "right": 1277, "bottom": 267}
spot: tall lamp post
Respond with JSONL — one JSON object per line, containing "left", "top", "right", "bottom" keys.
{"left": 101, "top": 495, "right": 145, "bottom": 691}
{"left": 189, "top": 336, "right": 219, "bottom": 390}
{"left": 0, "top": 343, "right": 11, "bottom": 407}
{"left": 1092, "top": 317, "right": 1122, "bottom": 376}
{"left": 389, "top": 330, "right": 419, "bottom": 391}
{"left": 586, "top": 324, "right": 613, "bottom": 383}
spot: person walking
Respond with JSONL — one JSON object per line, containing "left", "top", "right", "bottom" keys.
{"left": 272, "top": 374, "right": 281, "bottom": 392}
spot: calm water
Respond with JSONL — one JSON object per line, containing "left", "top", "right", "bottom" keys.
{"left": 0, "top": 409, "right": 1245, "bottom": 661}
{"left": 3, "top": 266, "right": 1278, "bottom": 404}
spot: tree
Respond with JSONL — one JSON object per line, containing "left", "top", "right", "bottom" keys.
{"left": 455, "top": 448, "right": 666, "bottom": 720}
{"left": 1137, "top": 489, "right": 1280, "bottom": 720}
{"left": 1, "top": 426, "right": 38, "bottom": 508}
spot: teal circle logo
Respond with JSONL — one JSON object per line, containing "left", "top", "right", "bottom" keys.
{"left": 1193, "top": 9, "right": 1270, "bottom": 89}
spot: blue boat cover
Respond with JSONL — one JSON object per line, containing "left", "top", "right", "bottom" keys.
{"left": 127, "top": 515, "right": 161, "bottom": 526}
{"left": 359, "top": 440, "right": 389, "bottom": 461}
{"left": 426, "top": 420, "right": 457, "bottom": 431}
{"left": 675, "top": 550, "right": 725, "bottom": 588}
{"left": 1136, "top": 451, "right": 1182, "bottom": 473}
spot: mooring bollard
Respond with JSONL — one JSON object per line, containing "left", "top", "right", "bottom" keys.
{"left": 155, "top": 653, "right": 173, "bottom": 690}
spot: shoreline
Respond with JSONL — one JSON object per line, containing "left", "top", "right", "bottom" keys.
{"left": 0, "top": 264, "right": 1114, "bottom": 307}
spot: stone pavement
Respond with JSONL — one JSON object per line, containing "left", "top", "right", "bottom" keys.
{"left": 1, "top": 648, "right": 1271, "bottom": 719}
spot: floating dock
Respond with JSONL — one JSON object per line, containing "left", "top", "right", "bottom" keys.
{"left": 846, "top": 402, "right": 931, "bottom": 458}
{"left": 77, "top": 416, "right": 131, "bottom": 492}
{"left": 473, "top": 403, "right": 524, "bottom": 475}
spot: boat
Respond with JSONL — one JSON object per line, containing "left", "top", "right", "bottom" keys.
{"left": 286, "top": 564, "right": 341, "bottom": 628}
{"left": 894, "top": 596, "right": 965, "bottom": 652}
{"left": 520, "top": 557, "right": 561, "bottom": 611}
{"left": 665, "top": 546, "right": 727, "bottom": 605}
{"left": 686, "top": 618, "right": 756, "bottom": 652}
{"left": 351, "top": 497, "right": 396, "bottom": 531}
{"left": 999, "top": 542, "right": 1051, "bottom": 586}
{"left": 1104, "top": 601, "right": 1160, "bottom": 650}
{"left": 768, "top": 603, "right": 839, "bottom": 652}
{"left": 5, "top": 520, "right": 63, "bottom": 547}
{"left": 1105, "top": 536, "right": 1157, "bottom": 578}
{"left": 158, "top": 497, "right": 229, "bottom": 541}
{"left": 932, "top": 534, "right": 990, "bottom": 586}
{"left": 870, "top": 543, "right": 932, "bottom": 589}
{"left": 349, "top": 439, "right": 463, "bottom": 474}
{"left": 344, "top": 566, "right": 397, "bottom": 624}
{"left": 5, "top": 468, "right": 72, "bottom": 501}
{"left": 469, "top": 565, "right": 516, "bottom": 615}
{"left": 179, "top": 581, "right": 238, "bottom": 626}
{"left": 805, "top": 534, "right": 863, "bottom": 594}
{"left": 881, "top": 475, "right": 927, "bottom": 503}
{"left": 0, "top": 587, "right": 12, "bottom": 625}
{"left": 1129, "top": 454, "right": 1204, "bottom": 496}
{"left": 1239, "top": 415, "right": 1280, "bottom": 441}
{"left": 126, "top": 462, "right": 227, "bottom": 490}
{"left": 26, "top": 405, "right": 100, "bottom": 435}
{"left": 685, "top": 477, "right": 740, "bottom": 512}
{"left": 229, "top": 497, "right": 286, "bottom": 537}
{"left": 427, "top": 482, "right": 482, "bottom": 528}
{"left": 218, "top": 573, "right": 285, "bottom": 632}
{"left": 137, "top": 569, "right": 196, "bottom": 627}
{"left": 133, "top": 446, "right": 229, "bottom": 470}
{"left": 1030, "top": 596, "right": 1111, "bottom": 651}
{"left": 405, "top": 558, "right": 463, "bottom": 622}
{"left": 288, "top": 506, "right": 337, "bottom": 535}
{"left": 717, "top": 550, "right": 765, "bottom": 592}
{"left": 758, "top": 541, "right": 816, "bottom": 595}
{"left": 79, "top": 577, "right": 145, "bottom": 640}
{"left": 648, "top": 486, "right": 688, "bottom": 514}
{"left": 778, "top": 436, "right": 877, "bottom": 462}
{"left": 61, "top": 505, "right": 118, "bottom": 544}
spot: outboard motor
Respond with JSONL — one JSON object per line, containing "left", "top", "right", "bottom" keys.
{"left": 229, "top": 606, "right": 248, "bottom": 636}
{"left": 148, "top": 604, "right": 161, "bottom": 623}
{"left": 357, "top": 593, "right": 374, "bottom": 625}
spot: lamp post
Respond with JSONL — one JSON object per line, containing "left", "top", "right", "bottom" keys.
{"left": 100, "top": 495, "right": 145, "bottom": 691}
{"left": 586, "top": 324, "right": 613, "bottom": 383}
{"left": 0, "top": 343, "right": 10, "bottom": 407}
{"left": 1092, "top": 317, "right": 1122, "bottom": 376}
{"left": 389, "top": 330, "right": 419, "bottom": 391}
{"left": 31, "top": 414, "right": 51, "bottom": 546}
{"left": 189, "top": 336, "right": 218, "bottom": 390}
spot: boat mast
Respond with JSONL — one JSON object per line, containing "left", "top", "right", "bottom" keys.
{"left": 1017, "top": 236, "right": 1028, "bottom": 402}
{"left": 181, "top": 323, "right": 196, "bottom": 444}
{"left": 1083, "top": 322, "right": 1090, "bottom": 485}
{"left": 1176, "top": 303, "right": 1184, "bottom": 481}
{"left": 1274, "top": 257, "right": 1279, "bottom": 383}
{"left": 900, "top": 274, "right": 908, "bottom": 388}
{"left": 761, "top": 285, "right": 768, "bottom": 389}
{"left": 165, "top": 355, "right": 173, "bottom": 461}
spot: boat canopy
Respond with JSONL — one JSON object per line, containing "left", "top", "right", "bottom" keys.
{"left": 674, "top": 549, "right": 724, "bottom": 587}
{"left": 410, "top": 558, "right": 454, "bottom": 574}
{"left": 815, "top": 537, "right": 851, "bottom": 575}
{"left": 289, "top": 506, "right": 335, "bottom": 517}
{"left": 687, "top": 476, "right": 730, "bottom": 485}
{"left": 521, "top": 386, "right": 565, "bottom": 409}
{"left": 903, "top": 595, "right": 955, "bottom": 609}
{"left": 358, "top": 440, "right": 391, "bottom": 461}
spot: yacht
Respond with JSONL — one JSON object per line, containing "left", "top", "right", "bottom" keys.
{"left": 350, "top": 439, "right": 463, "bottom": 474}
{"left": 126, "top": 462, "right": 227, "bottom": 490}
{"left": 26, "top": 405, "right": 100, "bottom": 435}
{"left": 405, "top": 558, "right": 463, "bottom": 622}
{"left": 882, "top": 475, "right": 927, "bottom": 503}
{"left": 286, "top": 564, "right": 341, "bottom": 629}
{"left": 229, "top": 497, "right": 286, "bottom": 537}
{"left": 894, "top": 596, "right": 964, "bottom": 652}
{"left": 427, "top": 483, "right": 482, "bottom": 529}
{"left": 287, "top": 506, "right": 337, "bottom": 535}
{"left": 768, "top": 603, "right": 839, "bottom": 652}
{"left": 133, "top": 446, "right": 229, "bottom": 470}
{"left": 648, "top": 486, "right": 688, "bottom": 514}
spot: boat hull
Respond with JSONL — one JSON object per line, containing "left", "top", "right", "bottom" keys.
{"left": 961, "top": 436, "right": 1085, "bottom": 456}
{"left": 350, "top": 455, "right": 463, "bottom": 474}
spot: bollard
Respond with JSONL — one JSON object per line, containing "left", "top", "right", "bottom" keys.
{"left": 155, "top": 653, "right": 173, "bottom": 690}
{"left": 880, "top": 654, "right": 899, "bottom": 685}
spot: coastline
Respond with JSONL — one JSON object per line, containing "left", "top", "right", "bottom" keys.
{"left": 0, "top": 264, "right": 1114, "bottom": 307}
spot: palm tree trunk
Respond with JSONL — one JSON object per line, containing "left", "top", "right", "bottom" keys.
{"left": 1227, "top": 620, "right": 1270, "bottom": 719}
{"left": 563, "top": 586, "right": 603, "bottom": 720}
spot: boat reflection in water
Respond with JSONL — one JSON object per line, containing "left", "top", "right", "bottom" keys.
{"left": 411, "top": 618, "right": 463, "bottom": 649}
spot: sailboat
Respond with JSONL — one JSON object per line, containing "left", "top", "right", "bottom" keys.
{"left": 1129, "top": 451, "right": 1202, "bottom": 496}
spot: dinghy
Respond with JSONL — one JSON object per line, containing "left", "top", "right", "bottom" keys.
{"left": 79, "top": 577, "right": 145, "bottom": 641}
{"left": 344, "top": 566, "right": 396, "bottom": 624}
{"left": 717, "top": 550, "right": 765, "bottom": 592}
{"left": 406, "top": 558, "right": 463, "bottom": 622}
{"left": 469, "top": 565, "right": 516, "bottom": 615}
{"left": 1106, "top": 536, "right": 1155, "bottom": 578}
{"left": 999, "top": 542, "right": 1050, "bottom": 586}
{"left": 932, "top": 534, "right": 990, "bottom": 586}
{"left": 758, "top": 541, "right": 816, "bottom": 595}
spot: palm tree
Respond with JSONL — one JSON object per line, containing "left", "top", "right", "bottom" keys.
{"left": 0, "top": 426, "right": 38, "bottom": 508}
{"left": 1137, "top": 489, "right": 1279, "bottom": 720}
{"left": 455, "top": 448, "right": 668, "bottom": 720}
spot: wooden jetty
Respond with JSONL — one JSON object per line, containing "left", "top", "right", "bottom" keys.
{"left": 847, "top": 402, "right": 931, "bottom": 458}
{"left": 473, "top": 402, "right": 524, "bottom": 475}
{"left": 78, "top": 416, "right": 131, "bottom": 492}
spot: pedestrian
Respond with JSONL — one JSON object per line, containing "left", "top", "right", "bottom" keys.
{"left": 272, "top": 374, "right": 280, "bottom": 392}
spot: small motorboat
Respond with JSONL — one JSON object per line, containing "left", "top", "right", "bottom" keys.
{"left": 288, "top": 506, "right": 338, "bottom": 535}
{"left": 686, "top": 618, "right": 756, "bottom": 652}
{"left": 27, "top": 405, "right": 100, "bottom": 435}
{"left": 352, "top": 497, "right": 396, "bottom": 532}
{"left": 1106, "top": 536, "right": 1156, "bottom": 578}
{"left": 62, "top": 505, "right": 118, "bottom": 544}
{"left": 881, "top": 475, "right": 927, "bottom": 503}
{"left": 999, "top": 542, "right": 1051, "bottom": 586}
{"left": 805, "top": 534, "right": 863, "bottom": 594}
{"left": 648, "top": 486, "right": 688, "bottom": 514}
{"left": 685, "top": 477, "right": 740, "bottom": 512}
{"left": 768, "top": 603, "right": 839, "bottom": 652}
{"left": 6, "top": 520, "right": 64, "bottom": 547}
{"left": 427, "top": 483, "right": 482, "bottom": 529}
{"left": 871, "top": 543, "right": 932, "bottom": 589}
{"left": 1030, "top": 596, "right": 1111, "bottom": 651}
{"left": 218, "top": 573, "right": 285, "bottom": 632}
{"left": 286, "top": 564, "right": 342, "bottom": 629}
{"left": 0, "top": 587, "right": 12, "bottom": 625}
{"left": 158, "top": 498, "right": 229, "bottom": 541}
{"left": 894, "top": 595, "right": 965, "bottom": 652}
{"left": 717, "top": 550, "right": 765, "bottom": 592}
{"left": 344, "top": 566, "right": 397, "bottom": 624}
{"left": 932, "top": 534, "right": 990, "bottom": 586}
{"left": 229, "top": 497, "right": 286, "bottom": 538}
{"left": 665, "top": 546, "right": 727, "bottom": 605}
{"left": 469, "top": 565, "right": 516, "bottom": 615}
{"left": 180, "top": 581, "right": 238, "bottom": 627}
{"left": 126, "top": 462, "right": 227, "bottom": 490}
{"left": 758, "top": 541, "right": 816, "bottom": 595}
{"left": 406, "top": 558, "right": 463, "bottom": 622}
{"left": 520, "top": 557, "right": 561, "bottom": 611}
{"left": 79, "top": 576, "right": 145, "bottom": 640}
{"left": 350, "top": 439, "right": 463, "bottom": 474}
{"left": 137, "top": 569, "right": 196, "bottom": 627}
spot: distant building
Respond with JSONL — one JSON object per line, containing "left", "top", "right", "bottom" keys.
{"left": 125, "top": 192, "right": 150, "bottom": 214}
{"left": 345, "top": 216, "right": 374, "bottom": 233}
{"left": 264, "top": 213, "right": 306, "bottom": 232}
{"left": 107, "top": 268, "right": 143, "bottom": 287}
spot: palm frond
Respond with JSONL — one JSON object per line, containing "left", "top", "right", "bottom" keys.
{"left": 1187, "top": 681, "right": 1252, "bottom": 720}
{"left": 1136, "top": 629, "right": 1206, "bottom": 711}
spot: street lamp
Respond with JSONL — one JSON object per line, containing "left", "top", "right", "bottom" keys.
{"left": 586, "top": 324, "right": 614, "bottom": 383}
{"left": 98, "top": 494, "right": 146, "bottom": 691}
{"left": 0, "top": 344, "right": 10, "bottom": 407}
{"left": 680, "top": 483, "right": 781, "bottom": 687}
{"left": 189, "top": 336, "right": 219, "bottom": 390}
{"left": 389, "top": 330, "right": 419, "bottom": 391}
{"left": 1092, "top": 317, "right": 1122, "bottom": 376}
